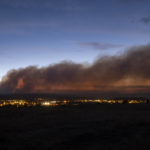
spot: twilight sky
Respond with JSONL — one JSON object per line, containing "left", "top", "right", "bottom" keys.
{"left": 1, "top": 0, "right": 150, "bottom": 80}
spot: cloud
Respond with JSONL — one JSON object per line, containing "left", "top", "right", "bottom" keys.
{"left": 1, "top": 44, "right": 150, "bottom": 94}
{"left": 140, "top": 16, "right": 150, "bottom": 24}
{"left": 78, "top": 42, "right": 123, "bottom": 50}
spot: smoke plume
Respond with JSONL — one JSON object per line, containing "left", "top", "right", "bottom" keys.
{"left": 1, "top": 44, "right": 150, "bottom": 94}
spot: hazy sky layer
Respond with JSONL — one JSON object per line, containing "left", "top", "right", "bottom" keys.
{"left": 1, "top": 0, "right": 150, "bottom": 80}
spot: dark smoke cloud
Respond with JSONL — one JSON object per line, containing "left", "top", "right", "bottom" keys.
{"left": 1, "top": 44, "right": 150, "bottom": 94}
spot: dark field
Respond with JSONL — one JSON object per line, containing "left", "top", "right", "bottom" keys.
{"left": 1, "top": 104, "right": 150, "bottom": 150}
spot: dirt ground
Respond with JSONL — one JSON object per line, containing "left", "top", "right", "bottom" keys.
{"left": 0, "top": 104, "right": 150, "bottom": 150}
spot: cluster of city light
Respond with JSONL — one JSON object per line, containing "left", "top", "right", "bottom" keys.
{"left": 78, "top": 99, "right": 124, "bottom": 104}
{"left": 41, "top": 101, "right": 58, "bottom": 106}
{"left": 0, "top": 99, "right": 148, "bottom": 107}
{"left": 0, "top": 100, "right": 38, "bottom": 107}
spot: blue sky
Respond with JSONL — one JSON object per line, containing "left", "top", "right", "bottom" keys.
{"left": 1, "top": 0, "right": 150, "bottom": 80}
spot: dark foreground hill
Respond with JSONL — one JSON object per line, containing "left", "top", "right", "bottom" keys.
{"left": 1, "top": 104, "right": 150, "bottom": 150}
